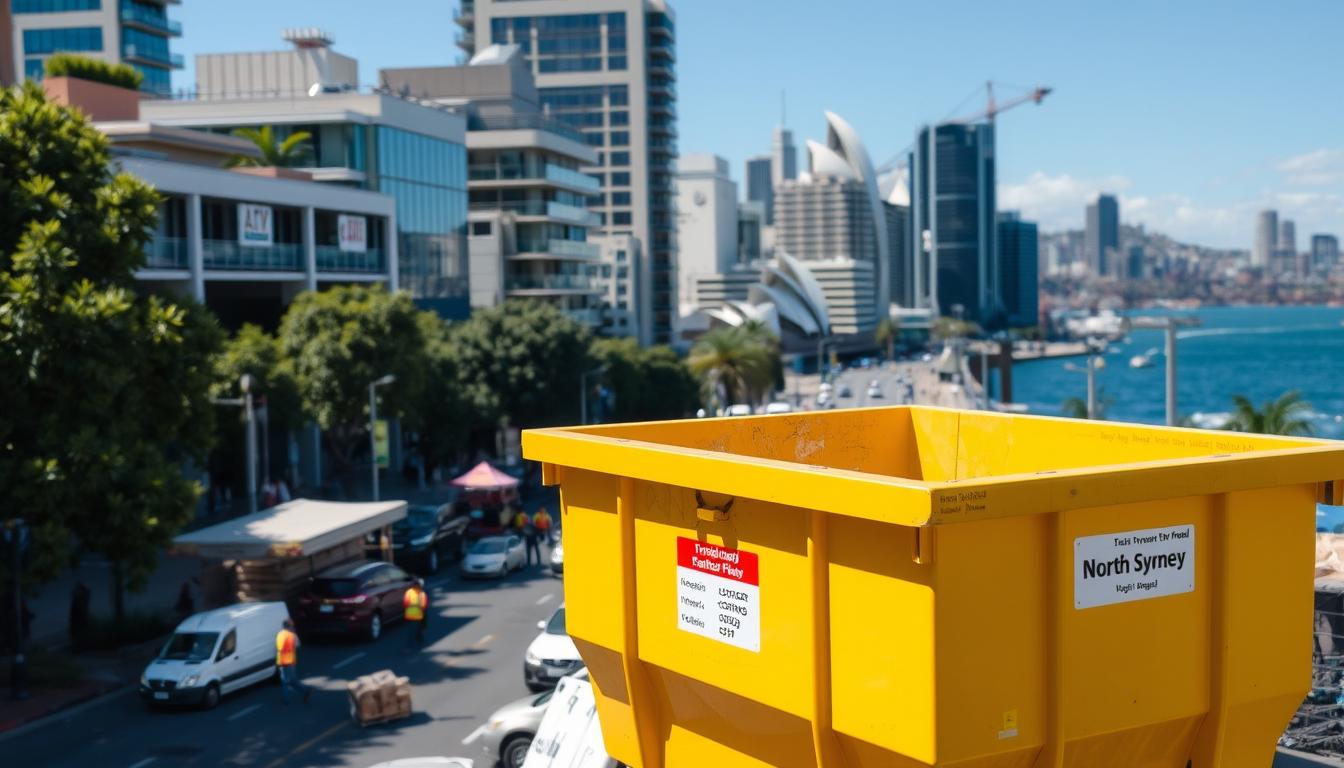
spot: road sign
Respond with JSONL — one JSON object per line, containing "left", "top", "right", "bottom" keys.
{"left": 373, "top": 420, "right": 390, "bottom": 469}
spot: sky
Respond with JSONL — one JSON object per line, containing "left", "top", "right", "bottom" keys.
{"left": 171, "top": 0, "right": 1344, "bottom": 249}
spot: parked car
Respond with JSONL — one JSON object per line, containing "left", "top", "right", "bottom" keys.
{"left": 549, "top": 540, "right": 564, "bottom": 576}
{"left": 140, "top": 602, "right": 290, "bottom": 710}
{"left": 837, "top": 384, "right": 853, "bottom": 398}
{"left": 293, "top": 560, "right": 417, "bottom": 641}
{"left": 460, "top": 535, "right": 525, "bottom": 579}
{"left": 464, "top": 670, "right": 590, "bottom": 768}
{"left": 523, "top": 605, "right": 582, "bottom": 692}
{"left": 764, "top": 401, "right": 793, "bottom": 414}
{"left": 866, "top": 384, "right": 884, "bottom": 399}
{"left": 392, "top": 502, "right": 468, "bottom": 575}
{"left": 724, "top": 404, "right": 753, "bottom": 416}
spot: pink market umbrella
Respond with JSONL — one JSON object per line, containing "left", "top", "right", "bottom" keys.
{"left": 450, "top": 461, "right": 520, "bottom": 490}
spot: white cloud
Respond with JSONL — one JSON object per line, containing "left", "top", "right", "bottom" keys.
{"left": 998, "top": 171, "right": 1130, "bottom": 232}
{"left": 1276, "top": 149, "right": 1344, "bottom": 185}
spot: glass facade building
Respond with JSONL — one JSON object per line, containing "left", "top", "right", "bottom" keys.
{"left": 11, "top": 0, "right": 182, "bottom": 96}
{"left": 996, "top": 212, "right": 1038, "bottom": 329}
{"left": 745, "top": 155, "right": 773, "bottom": 225}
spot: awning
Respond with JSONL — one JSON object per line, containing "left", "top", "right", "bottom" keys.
{"left": 451, "top": 461, "right": 520, "bottom": 490}
{"left": 173, "top": 498, "right": 407, "bottom": 560}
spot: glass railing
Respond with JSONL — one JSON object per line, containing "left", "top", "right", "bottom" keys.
{"left": 505, "top": 274, "right": 599, "bottom": 292}
{"left": 468, "top": 163, "right": 599, "bottom": 194}
{"left": 516, "top": 239, "right": 600, "bottom": 260}
{"left": 120, "top": 3, "right": 182, "bottom": 36}
{"left": 122, "top": 43, "right": 183, "bottom": 68}
{"left": 469, "top": 200, "right": 599, "bottom": 226}
{"left": 465, "top": 114, "right": 586, "bottom": 144}
{"left": 546, "top": 201, "right": 599, "bottom": 225}
{"left": 316, "top": 246, "right": 385, "bottom": 273}
{"left": 143, "top": 236, "right": 187, "bottom": 269}
{"left": 545, "top": 164, "right": 601, "bottom": 193}
{"left": 202, "top": 240, "right": 302, "bottom": 271}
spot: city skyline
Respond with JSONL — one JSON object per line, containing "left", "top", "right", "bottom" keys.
{"left": 168, "top": 1, "right": 1344, "bottom": 250}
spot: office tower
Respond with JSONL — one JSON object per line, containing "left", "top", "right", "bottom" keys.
{"left": 771, "top": 126, "right": 796, "bottom": 187}
{"left": 910, "top": 122, "right": 997, "bottom": 323}
{"left": 996, "top": 212, "right": 1038, "bottom": 328}
{"left": 464, "top": 0, "right": 677, "bottom": 345}
{"left": 1253, "top": 209, "right": 1277, "bottom": 268}
{"left": 1278, "top": 219, "right": 1296, "bottom": 254}
{"left": 9, "top": 0, "right": 183, "bottom": 96}
{"left": 885, "top": 201, "right": 912, "bottom": 308}
{"left": 1126, "top": 245, "right": 1144, "bottom": 280}
{"left": 380, "top": 46, "right": 604, "bottom": 329}
{"left": 675, "top": 154, "right": 737, "bottom": 312}
{"left": 745, "top": 155, "right": 774, "bottom": 223}
{"left": 1084, "top": 193, "right": 1119, "bottom": 277}
{"left": 737, "top": 201, "right": 763, "bottom": 264}
{"left": 1311, "top": 234, "right": 1339, "bottom": 271}
{"left": 143, "top": 32, "right": 471, "bottom": 317}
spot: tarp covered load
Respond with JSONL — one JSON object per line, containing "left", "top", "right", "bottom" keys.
{"left": 174, "top": 498, "right": 407, "bottom": 560}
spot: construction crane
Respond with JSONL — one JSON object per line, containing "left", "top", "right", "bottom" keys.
{"left": 876, "top": 81, "right": 1052, "bottom": 175}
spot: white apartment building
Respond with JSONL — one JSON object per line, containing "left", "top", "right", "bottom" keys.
{"left": 8, "top": 0, "right": 182, "bottom": 95}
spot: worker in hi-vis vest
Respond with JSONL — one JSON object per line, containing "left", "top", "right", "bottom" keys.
{"left": 275, "top": 619, "right": 311, "bottom": 704}
{"left": 403, "top": 578, "right": 429, "bottom": 650}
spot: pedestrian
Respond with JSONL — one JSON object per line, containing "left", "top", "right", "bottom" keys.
{"left": 276, "top": 477, "right": 291, "bottom": 503}
{"left": 511, "top": 506, "right": 529, "bottom": 534}
{"left": 261, "top": 478, "right": 279, "bottom": 508}
{"left": 403, "top": 578, "right": 428, "bottom": 650}
{"left": 173, "top": 580, "right": 194, "bottom": 619}
{"left": 533, "top": 506, "right": 554, "bottom": 547}
{"left": 275, "top": 619, "right": 312, "bottom": 704}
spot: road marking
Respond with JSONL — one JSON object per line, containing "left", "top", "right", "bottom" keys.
{"left": 128, "top": 759, "right": 157, "bottom": 768}
{"left": 226, "top": 703, "right": 263, "bottom": 722}
{"left": 262, "top": 720, "right": 348, "bottom": 768}
{"left": 331, "top": 651, "right": 365, "bottom": 670}
{"left": 473, "top": 633, "right": 495, "bottom": 648}
{"left": 536, "top": 593, "right": 555, "bottom": 605}
{"left": 462, "top": 724, "right": 486, "bottom": 745}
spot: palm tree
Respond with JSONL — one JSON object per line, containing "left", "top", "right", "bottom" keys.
{"left": 1060, "top": 387, "right": 1112, "bottom": 420}
{"left": 687, "top": 326, "right": 776, "bottom": 411}
{"left": 874, "top": 317, "right": 900, "bottom": 361}
{"left": 1222, "top": 390, "right": 1314, "bottom": 436}
{"left": 225, "top": 125, "right": 313, "bottom": 168}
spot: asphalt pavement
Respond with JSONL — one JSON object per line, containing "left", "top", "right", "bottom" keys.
{"left": 2, "top": 556, "right": 564, "bottom": 768}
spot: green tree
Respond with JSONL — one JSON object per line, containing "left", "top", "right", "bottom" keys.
{"left": 411, "top": 311, "right": 471, "bottom": 466}
{"left": 591, "top": 338, "right": 700, "bottom": 422}
{"left": 448, "top": 301, "right": 593, "bottom": 436}
{"left": 276, "top": 285, "right": 429, "bottom": 491}
{"left": 210, "top": 324, "right": 300, "bottom": 487}
{"left": 687, "top": 325, "right": 777, "bottom": 410}
{"left": 225, "top": 125, "right": 313, "bottom": 168}
{"left": 874, "top": 316, "right": 900, "bottom": 361}
{"left": 1222, "top": 390, "right": 1314, "bottom": 436}
{"left": 0, "top": 83, "right": 222, "bottom": 608}
{"left": 1060, "top": 387, "right": 1113, "bottom": 420}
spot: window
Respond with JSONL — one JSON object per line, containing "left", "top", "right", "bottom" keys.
{"left": 22, "top": 26, "right": 102, "bottom": 54}
{"left": 611, "top": 191, "right": 631, "bottom": 206}
{"left": 611, "top": 172, "right": 630, "bottom": 186}
{"left": 217, "top": 629, "right": 237, "bottom": 660}
{"left": 12, "top": 0, "right": 100, "bottom": 12}
{"left": 471, "top": 221, "right": 492, "bottom": 236}
{"left": 609, "top": 131, "right": 629, "bottom": 147}
{"left": 24, "top": 58, "right": 45, "bottom": 80}
{"left": 608, "top": 86, "right": 628, "bottom": 107}
{"left": 587, "top": 193, "right": 605, "bottom": 207}
{"left": 587, "top": 173, "right": 604, "bottom": 186}
{"left": 607, "top": 56, "right": 626, "bottom": 70}
{"left": 612, "top": 211, "right": 632, "bottom": 226}
{"left": 609, "top": 151, "right": 630, "bottom": 166}
{"left": 583, "top": 132, "right": 604, "bottom": 147}
{"left": 122, "top": 26, "right": 170, "bottom": 63}
{"left": 609, "top": 111, "right": 628, "bottom": 127}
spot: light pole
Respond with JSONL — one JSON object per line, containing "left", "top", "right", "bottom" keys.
{"left": 1063, "top": 338, "right": 1106, "bottom": 419}
{"left": 1129, "top": 316, "right": 1200, "bottom": 426}
{"left": 6, "top": 519, "right": 29, "bottom": 701}
{"left": 240, "top": 374, "right": 258, "bottom": 513}
{"left": 369, "top": 374, "right": 395, "bottom": 501}
{"left": 580, "top": 366, "right": 607, "bottom": 425}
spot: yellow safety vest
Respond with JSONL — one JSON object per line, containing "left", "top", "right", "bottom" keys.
{"left": 276, "top": 629, "right": 297, "bottom": 666}
{"left": 403, "top": 588, "right": 426, "bottom": 621}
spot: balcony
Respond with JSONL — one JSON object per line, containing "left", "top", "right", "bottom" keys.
{"left": 466, "top": 113, "right": 586, "bottom": 144}
{"left": 316, "top": 246, "right": 385, "bottom": 274}
{"left": 647, "top": 80, "right": 676, "bottom": 98}
{"left": 565, "top": 307, "right": 604, "bottom": 326}
{"left": 467, "top": 163, "right": 600, "bottom": 194}
{"left": 471, "top": 200, "right": 599, "bottom": 227}
{"left": 515, "top": 239, "right": 601, "bottom": 261}
{"left": 120, "top": 2, "right": 182, "bottom": 36}
{"left": 505, "top": 274, "right": 600, "bottom": 294}
{"left": 648, "top": 101, "right": 676, "bottom": 118}
{"left": 202, "top": 240, "right": 302, "bottom": 271}
{"left": 647, "top": 61, "right": 675, "bottom": 79}
{"left": 453, "top": 0, "right": 474, "bottom": 26}
{"left": 545, "top": 164, "right": 601, "bottom": 193}
{"left": 143, "top": 236, "right": 187, "bottom": 269}
{"left": 123, "top": 44, "right": 184, "bottom": 69}
{"left": 648, "top": 39, "right": 675, "bottom": 61}
{"left": 455, "top": 29, "right": 474, "bottom": 53}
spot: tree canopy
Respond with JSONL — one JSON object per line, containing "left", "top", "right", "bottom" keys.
{"left": 1222, "top": 390, "right": 1314, "bottom": 436}
{"left": 686, "top": 324, "right": 779, "bottom": 410}
{"left": 0, "top": 83, "right": 221, "bottom": 590}
{"left": 225, "top": 125, "right": 313, "bottom": 169}
{"left": 591, "top": 337, "right": 700, "bottom": 422}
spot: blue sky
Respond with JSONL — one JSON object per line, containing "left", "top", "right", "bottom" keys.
{"left": 171, "top": 0, "right": 1344, "bottom": 249}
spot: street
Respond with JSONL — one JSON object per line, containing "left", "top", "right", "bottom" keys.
{"left": 1, "top": 559, "right": 563, "bottom": 768}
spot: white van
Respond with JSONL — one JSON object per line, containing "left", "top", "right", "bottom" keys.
{"left": 139, "top": 602, "right": 290, "bottom": 709}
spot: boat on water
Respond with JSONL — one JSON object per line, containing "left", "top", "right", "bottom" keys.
{"left": 1129, "top": 347, "right": 1160, "bottom": 369}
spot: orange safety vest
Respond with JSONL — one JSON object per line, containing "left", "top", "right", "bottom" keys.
{"left": 513, "top": 512, "right": 529, "bottom": 530}
{"left": 275, "top": 629, "right": 297, "bottom": 666}
{"left": 403, "top": 587, "right": 427, "bottom": 621}
{"left": 533, "top": 511, "right": 552, "bottom": 531}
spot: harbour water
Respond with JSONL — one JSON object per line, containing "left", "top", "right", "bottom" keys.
{"left": 1012, "top": 305, "right": 1344, "bottom": 439}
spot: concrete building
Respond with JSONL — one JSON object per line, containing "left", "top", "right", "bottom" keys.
{"left": 462, "top": 0, "right": 678, "bottom": 345}
{"left": 142, "top": 32, "right": 472, "bottom": 317}
{"left": 737, "top": 200, "right": 763, "bottom": 264}
{"left": 1312, "top": 234, "right": 1339, "bottom": 272}
{"left": 996, "top": 211, "right": 1038, "bottom": 328}
{"left": 910, "top": 121, "right": 997, "bottom": 323}
{"left": 1253, "top": 209, "right": 1277, "bottom": 268}
{"left": 379, "top": 45, "right": 604, "bottom": 328}
{"left": 744, "top": 155, "right": 773, "bottom": 224}
{"left": 674, "top": 154, "right": 737, "bottom": 312}
{"left": 9, "top": 0, "right": 183, "bottom": 96}
{"left": 1085, "top": 193, "right": 1119, "bottom": 277}
{"left": 1278, "top": 218, "right": 1297, "bottom": 267}
{"left": 589, "top": 233, "right": 640, "bottom": 336}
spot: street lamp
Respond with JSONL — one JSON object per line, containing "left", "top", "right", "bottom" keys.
{"left": 5, "top": 519, "right": 29, "bottom": 701}
{"left": 580, "top": 366, "right": 607, "bottom": 425}
{"left": 1063, "top": 338, "right": 1107, "bottom": 419}
{"left": 214, "top": 375, "right": 259, "bottom": 514}
{"left": 369, "top": 374, "right": 396, "bottom": 501}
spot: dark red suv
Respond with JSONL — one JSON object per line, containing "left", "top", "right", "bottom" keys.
{"left": 292, "top": 560, "right": 417, "bottom": 641}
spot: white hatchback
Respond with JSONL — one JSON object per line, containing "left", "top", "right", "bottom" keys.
{"left": 523, "top": 605, "right": 582, "bottom": 692}
{"left": 461, "top": 535, "right": 525, "bottom": 578}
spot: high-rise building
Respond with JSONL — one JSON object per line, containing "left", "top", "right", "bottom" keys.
{"left": 142, "top": 32, "right": 472, "bottom": 317}
{"left": 910, "top": 122, "right": 997, "bottom": 323}
{"left": 885, "top": 201, "right": 912, "bottom": 308}
{"left": 463, "top": 0, "right": 677, "bottom": 345}
{"left": 771, "top": 126, "right": 796, "bottom": 188}
{"left": 1279, "top": 219, "right": 1296, "bottom": 255}
{"left": 744, "top": 155, "right": 773, "bottom": 224}
{"left": 1126, "top": 245, "right": 1145, "bottom": 281}
{"left": 380, "top": 45, "right": 604, "bottom": 328}
{"left": 675, "top": 154, "right": 738, "bottom": 312}
{"left": 996, "top": 212, "right": 1038, "bottom": 328}
{"left": 9, "top": 0, "right": 183, "bottom": 96}
{"left": 1084, "top": 193, "right": 1119, "bottom": 277}
{"left": 1253, "top": 209, "right": 1278, "bottom": 268}
{"left": 737, "top": 201, "right": 763, "bottom": 264}
{"left": 1311, "top": 234, "right": 1339, "bottom": 271}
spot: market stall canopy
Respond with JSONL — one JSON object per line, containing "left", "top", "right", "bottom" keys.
{"left": 174, "top": 498, "right": 407, "bottom": 560}
{"left": 451, "top": 461, "right": 520, "bottom": 490}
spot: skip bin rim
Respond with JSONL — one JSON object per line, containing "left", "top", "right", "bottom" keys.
{"left": 522, "top": 406, "right": 1344, "bottom": 527}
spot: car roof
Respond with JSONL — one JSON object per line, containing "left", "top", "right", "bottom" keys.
{"left": 174, "top": 602, "right": 283, "bottom": 633}
{"left": 315, "top": 559, "right": 388, "bottom": 579}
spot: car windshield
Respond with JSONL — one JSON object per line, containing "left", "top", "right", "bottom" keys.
{"left": 313, "top": 578, "right": 361, "bottom": 597}
{"left": 471, "top": 539, "right": 508, "bottom": 555}
{"left": 396, "top": 507, "right": 438, "bottom": 530}
{"left": 533, "top": 690, "right": 554, "bottom": 707}
{"left": 160, "top": 631, "right": 219, "bottom": 661}
{"left": 546, "top": 608, "right": 566, "bottom": 635}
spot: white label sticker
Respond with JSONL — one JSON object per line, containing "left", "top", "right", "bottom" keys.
{"left": 676, "top": 537, "right": 760, "bottom": 652}
{"left": 1075, "top": 524, "right": 1195, "bottom": 609}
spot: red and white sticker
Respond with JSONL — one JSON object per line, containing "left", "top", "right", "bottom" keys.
{"left": 676, "top": 537, "right": 760, "bottom": 652}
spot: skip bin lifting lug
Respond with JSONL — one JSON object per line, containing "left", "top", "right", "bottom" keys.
{"left": 695, "top": 490, "right": 734, "bottom": 522}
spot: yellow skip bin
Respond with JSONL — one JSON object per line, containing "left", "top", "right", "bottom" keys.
{"left": 522, "top": 406, "right": 1344, "bottom": 768}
